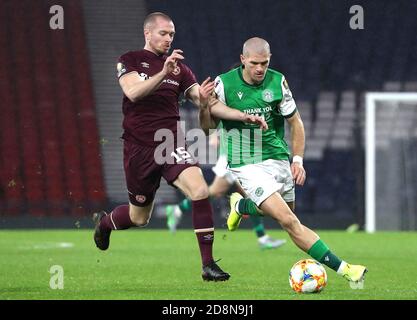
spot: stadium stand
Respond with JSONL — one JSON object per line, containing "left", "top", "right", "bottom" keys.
{"left": 0, "top": 0, "right": 416, "bottom": 228}
{"left": 82, "top": 0, "right": 148, "bottom": 204}
{"left": 0, "top": 0, "right": 107, "bottom": 219}
{"left": 143, "top": 0, "right": 417, "bottom": 228}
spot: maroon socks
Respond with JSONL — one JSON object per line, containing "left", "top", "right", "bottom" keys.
{"left": 100, "top": 200, "right": 215, "bottom": 267}
{"left": 100, "top": 205, "right": 134, "bottom": 231}
{"left": 192, "top": 198, "right": 215, "bottom": 266}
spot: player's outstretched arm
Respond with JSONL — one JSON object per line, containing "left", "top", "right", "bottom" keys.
{"left": 187, "top": 77, "right": 268, "bottom": 132}
{"left": 210, "top": 99, "right": 268, "bottom": 131}
{"left": 119, "top": 49, "right": 184, "bottom": 102}
{"left": 286, "top": 111, "right": 306, "bottom": 186}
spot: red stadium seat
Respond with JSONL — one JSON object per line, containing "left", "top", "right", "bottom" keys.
{"left": 1, "top": 0, "right": 107, "bottom": 217}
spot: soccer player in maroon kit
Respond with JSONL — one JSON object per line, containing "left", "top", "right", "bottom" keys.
{"left": 93, "top": 12, "right": 267, "bottom": 281}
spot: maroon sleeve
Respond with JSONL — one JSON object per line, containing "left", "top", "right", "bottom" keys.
{"left": 179, "top": 63, "right": 198, "bottom": 93}
{"left": 117, "top": 52, "right": 137, "bottom": 79}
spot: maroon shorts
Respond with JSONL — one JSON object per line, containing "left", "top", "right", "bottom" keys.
{"left": 124, "top": 140, "right": 199, "bottom": 207}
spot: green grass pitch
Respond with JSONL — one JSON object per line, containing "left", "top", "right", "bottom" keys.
{"left": 0, "top": 229, "right": 416, "bottom": 300}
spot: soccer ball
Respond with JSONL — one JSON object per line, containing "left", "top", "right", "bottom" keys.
{"left": 289, "top": 259, "right": 327, "bottom": 293}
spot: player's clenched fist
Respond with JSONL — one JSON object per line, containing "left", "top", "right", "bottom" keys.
{"left": 163, "top": 49, "right": 184, "bottom": 75}
{"left": 242, "top": 114, "right": 269, "bottom": 131}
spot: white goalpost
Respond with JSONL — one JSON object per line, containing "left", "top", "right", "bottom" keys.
{"left": 365, "top": 92, "right": 417, "bottom": 233}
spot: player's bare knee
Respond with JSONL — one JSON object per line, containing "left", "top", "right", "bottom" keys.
{"left": 137, "top": 220, "right": 150, "bottom": 227}
{"left": 129, "top": 209, "right": 151, "bottom": 227}
{"left": 188, "top": 184, "right": 209, "bottom": 201}
{"left": 128, "top": 201, "right": 154, "bottom": 226}
{"left": 131, "top": 215, "right": 150, "bottom": 227}
{"left": 280, "top": 214, "right": 301, "bottom": 232}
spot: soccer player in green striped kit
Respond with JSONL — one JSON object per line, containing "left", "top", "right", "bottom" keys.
{"left": 200, "top": 37, "right": 367, "bottom": 288}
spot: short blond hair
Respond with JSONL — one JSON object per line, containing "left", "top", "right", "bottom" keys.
{"left": 242, "top": 37, "right": 271, "bottom": 57}
{"left": 143, "top": 12, "right": 172, "bottom": 30}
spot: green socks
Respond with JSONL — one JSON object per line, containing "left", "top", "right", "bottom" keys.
{"left": 307, "top": 239, "right": 342, "bottom": 272}
{"left": 178, "top": 198, "right": 192, "bottom": 213}
{"left": 182, "top": 196, "right": 261, "bottom": 217}
{"left": 249, "top": 215, "right": 266, "bottom": 238}
{"left": 237, "top": 198, "right": 261, "bottom": 216}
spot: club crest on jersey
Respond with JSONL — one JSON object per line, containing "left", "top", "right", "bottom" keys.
{"left": 262, "top": 89, "right": 274, "bottom": 102}
{"left": 237, "top": 91, "right": 244, "bottom": 100}
{"left": 135, "top": 195, "right": 146, "bottom": 203}
{"left": 172, "top": 66, "right": 181, "bottom": 76}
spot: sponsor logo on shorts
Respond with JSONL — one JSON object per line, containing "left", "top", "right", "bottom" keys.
{"left": 135, "top": 195, "right": 146, "bottom": 203}
{"left": 255, "top": 187, "right": 264, "bottom": 197}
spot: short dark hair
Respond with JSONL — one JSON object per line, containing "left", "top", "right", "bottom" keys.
{"left": 143, "top": 12, "right": 172, "bottom": 30}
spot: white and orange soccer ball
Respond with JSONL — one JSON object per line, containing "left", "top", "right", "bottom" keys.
{"left": 289, "top": 259, "right": 327, "bottom": 293}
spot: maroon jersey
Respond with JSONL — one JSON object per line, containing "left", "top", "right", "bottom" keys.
{"left": 116, "top": 49, "right": 197, "bottom": 146}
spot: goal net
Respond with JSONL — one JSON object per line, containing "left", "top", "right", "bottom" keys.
{"left": 365, "top": 93, "right": 417, "bottom": 232}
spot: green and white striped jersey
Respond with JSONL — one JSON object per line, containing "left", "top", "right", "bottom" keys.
{"left": 215, "top": 66, "right": 297, "bottom": 167}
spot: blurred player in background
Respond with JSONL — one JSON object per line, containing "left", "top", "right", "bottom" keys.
{"left": 166, "top": 131, "right": 287, "bottom": 250}
{"left": 199, "top": 37, "right": 368, "bottom": 288}
{"left": 92, "top": 12, "right": 267, "bottom": 282}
